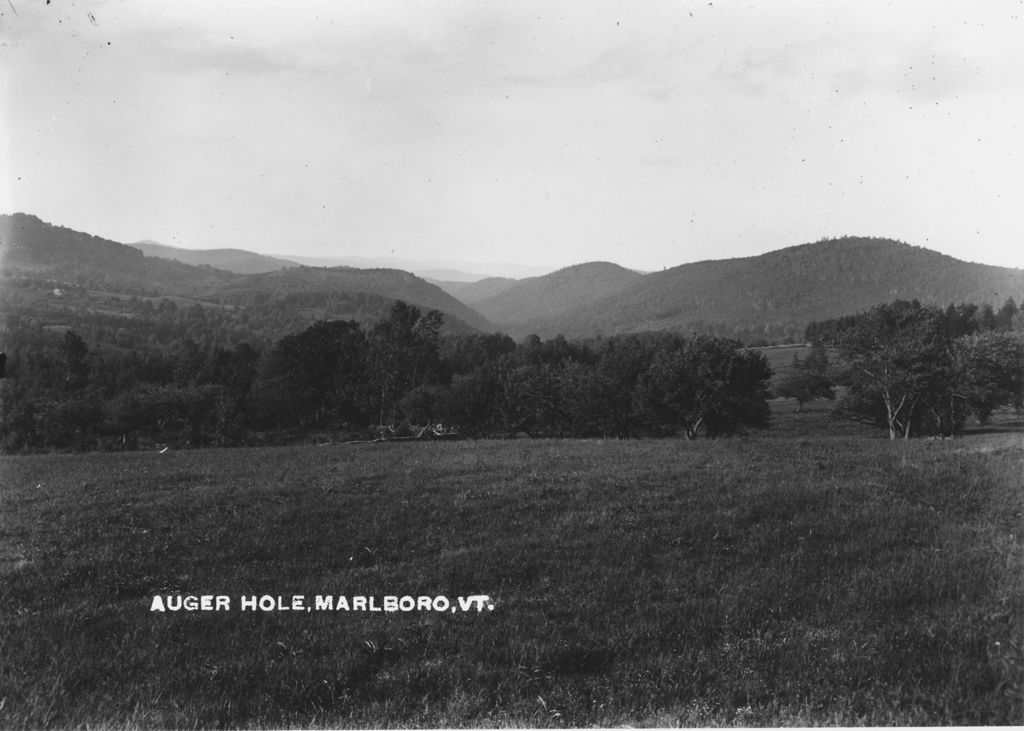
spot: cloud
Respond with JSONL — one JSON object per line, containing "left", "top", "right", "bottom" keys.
{"left": 710, "top": 18, "right": 1024, "bottom": 109}
{"left": 5, "top": 0, "right": 1024, "bottom": 270}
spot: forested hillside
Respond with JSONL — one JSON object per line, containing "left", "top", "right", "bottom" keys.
{"left": 131, "top": 240, "right": 299, "bottom": 274}
{"left": 498, "top": 237, "right": 1024, "bottom": 341}
{"left": 205, "top": 266, "right": 492, "bottom": 333}
{"left": 1, "top": 213, "right": 233, "bottom": 296}
{"left": 469, "top": 262, "right": 642, "bottom": 329}
{"left": 0, "top": 215, "right": 492, "bottom": 351}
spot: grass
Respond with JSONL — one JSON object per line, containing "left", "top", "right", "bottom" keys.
{"left": 0, "top": 405, "right": 1022, "bottom": 728}
{"left": 755, "top": 343, "right": 810, "bottom": 379}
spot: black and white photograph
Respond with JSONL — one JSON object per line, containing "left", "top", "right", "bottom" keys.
{"left": 1, "top": 0, "right": 1022, "bottom": 727}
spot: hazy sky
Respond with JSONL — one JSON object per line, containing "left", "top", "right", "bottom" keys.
{"left": 2, "top": 0, "right": 1023, "bottom": 272}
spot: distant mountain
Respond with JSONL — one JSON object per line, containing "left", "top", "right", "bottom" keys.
{"left": 132, "top": 240, "right": 299, "bottom": 274}
{"left": 280, "top": 254, "right": 553, "bottom": 281}
{"left": 418, "top": 269, "right": 492, "bottom": 283}
{"left": 514, "top": 237, "right": 1024, "bottom": 340}
{"left": 0, "top": 214, "right": 492, "bottom": 336}
{"left": 430, "top": 276, "right": 519, "bottom": 305}
{"left": 0, "top": 213, "right": 234, "bottom": 295}
{"left": 469, "top": 262, "right": 644, "bottom": 330}
{"left": 9, "top": 217, "right": 1021, "bottom": 346}
{"left": 204, "top": 266, "right": 494, "bottom": 333}
{"left": 127, "top": 241, "right": 500, "bottom": 327}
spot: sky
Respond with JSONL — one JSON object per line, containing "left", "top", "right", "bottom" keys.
{"left": 2, "top": 0, "right": 1023, "bottom": 273}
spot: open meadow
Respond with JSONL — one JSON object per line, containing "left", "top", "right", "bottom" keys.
{"left": 1, "top": 402, "right": 1022, "bottom": 728}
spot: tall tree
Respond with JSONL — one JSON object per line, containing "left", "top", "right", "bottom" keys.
{"left": 835, "top": 301, "right": 947, "bottom": 439}
{"left": 367, "top": 302, "right": 444, "bottom": 427}
{"left": 256, "top": 320, "right": 367, "bottom": 428}
{"left": 59, "top": 330, "right": 90, "bottom": 391}
{"left": 995, "top": 298, "right": 1018, "bottom": 331}
{"left": 952, "top": 331, "right": 1024, "bottom": 424}
{"left": 635, "top": 336, "right": 772, "bottom": 439}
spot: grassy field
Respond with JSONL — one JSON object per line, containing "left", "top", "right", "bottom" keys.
{"left": 1, "top": 404, "right": 1022, "bottom": 728}
{"left": 755, "top": 344, "right": 810, "bottom": 381}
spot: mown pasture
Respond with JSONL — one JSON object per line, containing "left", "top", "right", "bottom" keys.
{"left": 1, "top": 404, "right": 1021, "bottom": 727}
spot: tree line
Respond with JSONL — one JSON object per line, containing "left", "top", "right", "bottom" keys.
{"left": 2, "top": 297, "right": 1020, "bottom": 451}
{"left": 0, "top": 302, "right": 773, "bottom": 451}
{"left": 801, "top": 298, "right": 1024, "bottom": 438}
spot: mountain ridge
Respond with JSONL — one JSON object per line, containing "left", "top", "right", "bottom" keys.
{"left": 279, "top": 254, "right": 553, "bottom": 281}
{"left": 5, "top": 214, "right": 1022, "bottom": 345}
{"left": 131, "top": 240, "right": 300, "bottom": 274}
{"left": 470, "top": 262, "right": 644, "bottom": 328}
{"left": 501, "top": 237, "right": 1024, "bottom": 340}
{"left": 203, "top": 265, "right": 493, "bottom": 333}
{"left": 429, "top": 276, "right": 519, "bottom": 305}
{"left": 0, "top": 213, "right": 493, "bottom": 335}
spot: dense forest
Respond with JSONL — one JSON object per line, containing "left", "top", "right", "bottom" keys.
{"left": 0, "top": 300, "right": 775, "bottom": 451}
{"left": 1, "top": 293, "right": 1021, "bottom": 452}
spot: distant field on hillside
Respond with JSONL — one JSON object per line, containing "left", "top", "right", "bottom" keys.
{"left": 1, "top": 407, "right": 1021, "bottom": 727}
{"left": 755, "top": 344, "right": 811, "bottom": 379}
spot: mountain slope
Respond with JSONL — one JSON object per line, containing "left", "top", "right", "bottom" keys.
{"left": 0, "top": 214, "right": 492, "bottom": 335}
{"left": 131, "top": 240, "right": 299, "bottom": 274}
{"left": 0, "top": 213, "right": 235, "bottom": 295}
{"left": 200, "top": 266, "right": 494, "bottom": 333}
{"left": 471, "top": 262, "right": 643, "bottom": 327}
{"left": 282, "top": 254, "right": 553, "bottom": 280}
{"left": 520, "top": 237, "right": 1024, "bottom": 339}
{"left": 430, "top": 276, "right": 519, "bottom": 305}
